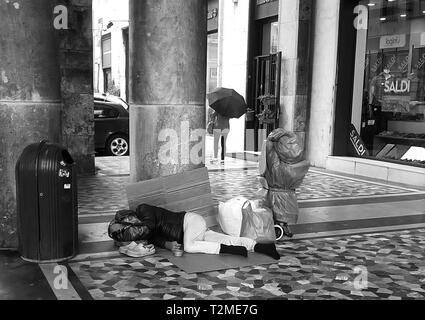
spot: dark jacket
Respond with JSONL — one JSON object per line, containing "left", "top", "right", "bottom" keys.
{"left": 135, "top": 204, "right": 186, "bottom": 248}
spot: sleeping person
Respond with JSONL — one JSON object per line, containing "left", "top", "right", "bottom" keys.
{"left": 127, "top": 204, "right": 280, "bottom": 260}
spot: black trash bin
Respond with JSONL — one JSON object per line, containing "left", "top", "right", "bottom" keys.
{"left": 15, "top": 141, "right": 78, "bottom": 263}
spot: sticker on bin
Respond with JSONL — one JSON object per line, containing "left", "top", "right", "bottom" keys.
{"left": 64, "top": 184, "right": 71, "bottom": 190}
{"left": 59, "top": 169, "right": 70, "bottom": 178}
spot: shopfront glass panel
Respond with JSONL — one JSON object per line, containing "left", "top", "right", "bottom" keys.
{"left": 353, "top": 0, "right": 425, "bottom": 167}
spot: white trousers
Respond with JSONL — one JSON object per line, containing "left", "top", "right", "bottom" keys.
{"left": 183, "top": 212, "right": 256, "bottom": 255}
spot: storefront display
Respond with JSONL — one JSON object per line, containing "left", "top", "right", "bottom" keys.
{"left": 352, "top": 0, "right": 425, "bottom": 168}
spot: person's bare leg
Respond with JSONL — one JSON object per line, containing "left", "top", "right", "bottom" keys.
{"left": 221, "top": 130, "right": 229, "bottom": 162}
{"left": 213, "top": 129, "right": 220, "bottom": 160}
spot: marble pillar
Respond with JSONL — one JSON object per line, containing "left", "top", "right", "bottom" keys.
{"left": 129, "top": 0, "right": 207, "bottom": 182}
{"left": 0, "top": 0, "right": 62, "bottom": 248}
{"left": 307, "top": 0, "right": 340, "bottom": 168}
{"left": 278, "top": 0, "right": 314, "bottom": 151}
{"left": 59, "top": 0, "right": 95, "bottom": 175}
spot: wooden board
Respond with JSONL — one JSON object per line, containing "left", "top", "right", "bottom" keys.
{"left": 125, "top": 167, "right": 218, "bottom": 227}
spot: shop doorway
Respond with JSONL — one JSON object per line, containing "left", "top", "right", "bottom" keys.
{"left": 247, "top": 52, "right": 281, "bottom": 152}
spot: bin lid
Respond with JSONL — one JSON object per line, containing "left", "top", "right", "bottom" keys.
{"left": 16, "top": 141, "right": 74, "bottom": 175}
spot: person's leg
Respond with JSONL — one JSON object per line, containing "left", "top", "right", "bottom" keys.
{"left": 204, "top": 229, "right": 280, "bottom": 260}
{"left": 183, "top": 212, "right": 220, "bottom": 254}
{"left": 204, "top": 230, "right": 256, "bottom": 251}
{"left": 213, "top": 129, "right": 221, "bottom": 160}
{"left": 183, "top": 213, "right": 247, "bottom": 257}
{"left": 221, "top": 130, "right": 229, "bottom": 161}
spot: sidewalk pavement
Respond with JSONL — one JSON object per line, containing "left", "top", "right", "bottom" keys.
{"left": 2, "top": 146, "right": 425, "bottom": 300}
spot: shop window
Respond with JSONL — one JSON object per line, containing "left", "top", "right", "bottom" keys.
{"left": 351, "top": 0, "right": 425, "bottom": 167}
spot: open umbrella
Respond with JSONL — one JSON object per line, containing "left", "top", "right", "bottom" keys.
{"left": 207, "top": 87, "right": 247, "bottom": 118}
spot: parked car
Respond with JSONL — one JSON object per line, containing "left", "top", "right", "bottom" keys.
{"left": 94, "top": 100, "right": 129, "bottom": 156}
{"left": 94, "top": 93, "right": 129, "bottom": 110}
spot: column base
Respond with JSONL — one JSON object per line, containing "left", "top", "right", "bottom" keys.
{"left": 130, "top": 104, "right": 206, "bottom": 182}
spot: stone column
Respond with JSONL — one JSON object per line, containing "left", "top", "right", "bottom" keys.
{"left": 0, "top": 0, "right": 62, "bottom": 248}
{"left": 59, "top": 0, "right": 95, "bottom": 175}
{"left": 307, "top": 0, "right": 340, "bottom": 168}
{"left": 129, "top": 0, "right": 207, "bottom": 182}
{"left": 278, "top": 0, "right": 314, "bottom": 151}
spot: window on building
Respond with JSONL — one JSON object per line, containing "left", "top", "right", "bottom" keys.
{"left": 102, "top": 34, "right": 112, "bottom": 69}
{"left": 207, "top": 32, "right": 218, "bottom": 94}
{"left": 103, "top": 68, "right": 112, "bottom": 93}
{"left": 102, "top": 34, "right": 112, "bottom": 93}
{"left": 351, "top": 0, "right": 425, "bottom": 167}
{"left": 270, "top": 22, "right": 279, "bottom": 54}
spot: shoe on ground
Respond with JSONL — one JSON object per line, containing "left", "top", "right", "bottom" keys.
{"left": 125, "top": 244, "right": 156, "bottom": 258}
{"left": 119, "top": 242, "right": 138, "bottom": 255}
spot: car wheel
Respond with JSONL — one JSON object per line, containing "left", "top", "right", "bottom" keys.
{"left": 107, "top": 134, "right": 129, "bottom": 156}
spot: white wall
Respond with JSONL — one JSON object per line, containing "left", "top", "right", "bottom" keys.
{"left": 217, "top": 0, "right": 250, "bottom": 153}
{"left": 307, "top": 0, "right": 340, "bottom": 168}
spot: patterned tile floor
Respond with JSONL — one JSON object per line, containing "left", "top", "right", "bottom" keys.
{"left": 78, "top": 169, "right": 418, "bottom": 215}
{"left": 70, "top": 228, "right": 425, "bottom": 300}
{"left": 69, "top": 156, "right": 425, "bottom": 301}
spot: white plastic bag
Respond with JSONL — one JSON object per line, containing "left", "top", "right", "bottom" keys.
{"left": 241, "top": 200, "right": 276, "bottom": 243}
{"left": 218, "top": 197, "right": 248, "bottom": 237}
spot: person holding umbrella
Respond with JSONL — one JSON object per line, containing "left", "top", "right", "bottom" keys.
{"left": 207, "top": 88, "right": 248, "bottom": 164}
{"left": 209, "top": 110, "right": 230, "bottom": 164}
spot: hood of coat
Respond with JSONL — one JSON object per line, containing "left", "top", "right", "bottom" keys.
{"left": 268, "top": 129, "right": 304, "bottom": 164}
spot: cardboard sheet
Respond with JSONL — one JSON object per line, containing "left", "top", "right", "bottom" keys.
{"left": 158, "top": 249, "right": 276, "bottom": 274}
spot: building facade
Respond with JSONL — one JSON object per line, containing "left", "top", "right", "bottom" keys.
{"left": 211, "top": 0, "right": 425, "bottom": 186}
{"left": 93, "top": 0, "right": 129, "bottom": 101}
{"left": 91, "top": 0, "right": 425, "bottom": 184}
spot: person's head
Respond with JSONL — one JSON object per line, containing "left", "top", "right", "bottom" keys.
{"left": 137, "top": 225, "right": 151, "bottom": 240}
{"left": 127, "top": 225, "right": 151, "bottom": 241}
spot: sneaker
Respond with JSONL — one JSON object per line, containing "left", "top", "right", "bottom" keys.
{"left": 119, "top": 242, "right": 138, "bottom": 255}
{"left": 125, "top": 244, "right": 156, "bottom": 258}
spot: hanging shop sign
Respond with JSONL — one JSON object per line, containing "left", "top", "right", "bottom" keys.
{"left": 379, "top": 34, "right": 406, "bottom": 50}
{"left": 349, "top": 124, "right": 369, "bottom": 157}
